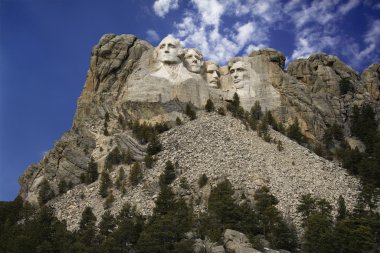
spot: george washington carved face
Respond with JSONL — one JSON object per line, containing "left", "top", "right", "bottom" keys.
{"left": 156, "top": 35, "right": 182, "bottom": 64}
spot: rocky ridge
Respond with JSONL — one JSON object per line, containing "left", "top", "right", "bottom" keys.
{"left": 50, "top": 112, "right": 359, "bottom": 231}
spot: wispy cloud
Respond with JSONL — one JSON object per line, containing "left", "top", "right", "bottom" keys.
{"left": 151, "top": 0, "right": 377, "bottom": 70}
{"left": 153, "top": 0, "right": 179, "bottom": 18}
{"left": 146, "top": 29, "right": 160, "bottom": 42}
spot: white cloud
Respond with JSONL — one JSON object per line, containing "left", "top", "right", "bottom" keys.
{"left": 191, "top": 0, "right": 225, "bottom": 27}
{"left": 291, "top": 28, "right": 341, "bottom": 60}
{"left": 338, "top": 0, "right": 360, "bottom": 14}
{"left": 245, "top": 44, "right": 267, "bottom": 55}
{"left": 348, "top": 19, "right": 380, "bottom": 65}
{"left": 153, "top": 0, "right": 179, "bottom": 17}
{"left": 146, "top": 29, "right": 160, "bottom": 42}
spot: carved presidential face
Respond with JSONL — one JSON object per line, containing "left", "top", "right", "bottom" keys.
{"left": 184, "top": 49, "right": 203, "bottom": 73}
{"left": 230, "top": 61, "right": 248, "bottom": 89}
{"left": 157, "top": 36, "right": 182, "bottom": 64}
{"left": 206, "top": 63, "right": 220, "bottom": 88}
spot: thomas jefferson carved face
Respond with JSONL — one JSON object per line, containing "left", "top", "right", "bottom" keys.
{"left": 230, "top": 61, "right": 248, "bottom": 89}
{"left": 184, "top": 49, "right": 203, "bottom": 73}
{"left": 157, "top": 36, "right": 182, "bottom": 64}
{"left": 206, "top": 63, "right": 220, "bottom": 88}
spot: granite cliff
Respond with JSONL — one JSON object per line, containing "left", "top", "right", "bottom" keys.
{"left": 18, "top": 34, "right": 379, "bottom": 228}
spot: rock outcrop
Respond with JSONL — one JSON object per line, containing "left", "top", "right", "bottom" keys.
{"left": 18, "top": 34, "right": 379, "bottom": 228}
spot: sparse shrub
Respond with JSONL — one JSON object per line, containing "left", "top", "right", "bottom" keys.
{"left": 198, "top": 174, "right": 208, "bottom": 188}
{"left": 277, "top": 140, "right": 284, "bottom": 151}
{"left": 185, "top": 103, "right": 197, "bottom": 120}
{"left": 147, "top": 134, "right": 162, "bottom": 156}
{"left": 129, "top": 163, "right": 142, "bottom": 186}
{"left": 104, "top": 191, "right": 115, "bottom": 209}
{"left": 339, "top": 78, "right": 354, "bottom": 95}
{"left": 38, "top": 179, "right": 55, "bottom": 205}
{"left": 287, "top": 117, "right": 304, "bottom": 144}
{"left": 205, "top": 99, "right": 215, "bottom": 112}
{"left": 144, "top": 154, "right": 155, "bottom": 168}
{"left": 176, "top": 117, "right": 182, "bottom": 125}
{"left": 217, "top": 107, "right": 226, "bottom": 116}
{"left": 58, "top": 179, "right": 68, "bottom": 194}
{"left": 180, "top": 177, "right": 190, "bottom": 190}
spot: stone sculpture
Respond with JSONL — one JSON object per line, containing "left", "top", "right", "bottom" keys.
{"left": 150, "top": 35, "right": 192, "bottom": 82}
{"left": 227, "top": 60, "right": 251, "bottom": 99}
{"left": 183, "top": 48, "right": 203, "bottom": 74}
{"left": 205, "top": 62, "right": 220, "bottom": 88}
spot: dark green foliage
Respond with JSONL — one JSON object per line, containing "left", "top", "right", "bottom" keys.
{"left": 185, "top": 103, "right": 197, "bottom": 120}
{"left": 339, "top": 78, "right": 354, "bottom": 95}
{"left": 323, "top": 123, "right": 344, "bottom": 149}
{"left": 277, "top": 140, "right": 284, "bottom": 151}
{"left": 144, "top": 154, "right": 155, "bottom": 168}
{"left": 198, "top": 173, "right": 208, "bottom": 188}
{"left": 86, "top": 157, "right": 99, "bottom": 184}
{"left": 286, "top": 117, "right": 304, "bottom": 144}
{"left": 136, "top": 185, "right": 193, "bottom": 253}
{"left": 99, "top": 211, "right": 115, "bottom": 237}
{"left": 128, "top": 120, "right": 169, "bottom": 145}
{"left": 58, "top": 179, "right": 68, "bottom": 194}
{"left": 205, "top": 99, "right": 215, "bottom": 112}
{"left": 77, "top": 207, "right": 97, "bottom": 252}
{"left": 336, "top": 195, "right": 347, "bottom": 221}
{"left": 217, "top": 107, "right": 226, "bottom": 116}
{"left": 176, "top": 116, "right": 182, "bottom": 125}
{"left": 351, "top": 104, "right": 377, "bottom": 151}
{"left": 38, "top": 178, "right": 55, "bottom": 205}
{"left": 159, "top": 161, "right": 176, "bottom": 186}
{"left": 253, "top": 187, "right": 297, "bottom": 250}
{"left": 112, "top": 204, "right": 144, "bottom": 251}
{"left": 99, "top": 170, "right": 112, "bottom": 198}
{"left": 105, "top": 147, "right": 131, "bottom": 169}
{"left": 179, "top": 177, "right": 190, "bottom": 189}
{"left": 226, "top": 93, "right": 245, "bottom": 119}
{"left": 104, "top": 112, "right": 110, "bottom": 136}
{"left": 147, "top": 134, "right": 163, "bottom": 156}
{"left": 258, "top": 114, "right": 271, "bottom": 142}
{"left": 115, "top": 167, "right": 126, "bottom": 193}
{"left": 251, "top": 101, "right": 262, "bottom": 121}
{"left": 129, "top": 162, "right": 143, "bottom": 186}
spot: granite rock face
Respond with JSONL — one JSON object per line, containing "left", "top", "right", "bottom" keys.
{"left": 19, "top": 34, "right": 379, "bottom": 221}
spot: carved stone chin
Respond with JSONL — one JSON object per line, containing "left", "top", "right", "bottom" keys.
{"left": 150, "top": 63, "right": 192, "bottom": 83}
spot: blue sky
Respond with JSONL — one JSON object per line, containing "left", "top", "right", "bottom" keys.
{"left": 1, "top": 0, "right": 379, "bottom": 201}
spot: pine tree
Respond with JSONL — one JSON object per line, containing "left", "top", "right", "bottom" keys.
{"left": 336, "top": 195, "right": 347, "bottom": 221}
{"left": 198, "top": 173, "right": 208, "bottom": 188}
{"left": 86, "top": 157, "right": 98, "bottom": 184}
{"left": 147, "top": 134, "right": 162, "bottom": 156}
{"left": 185, "top": 103, "right": 197, "bottom": 120}
{"left": 205, "top": 99, "right": 215, "bottom": 112}
{"left": 159, "top": 160, "right": 176, "bottom": 186}
{"left": 38, "top": 178, "right": 55, "bottom": 205}
{"left": 129, "top": 162, "right": 142, "bottom": 186}
{"left": 99, "top": 170, "right": 112, "bottom": 198}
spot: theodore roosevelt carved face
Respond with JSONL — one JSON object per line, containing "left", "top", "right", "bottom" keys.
{"left": 206, "top": 62, "right": 220, "bottom": 88}
{"left": 183, "top": 48, "right": 203, "bottom": 73}
{"left": 156, "top": 35, "right": 182, "bottom": 64}
{"left": 229, "top": 61, "right": 248, "bottom": 89}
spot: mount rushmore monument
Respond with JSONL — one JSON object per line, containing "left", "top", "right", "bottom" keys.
{"left": 19, "top": 33, "right": 379, "bottom": 212}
